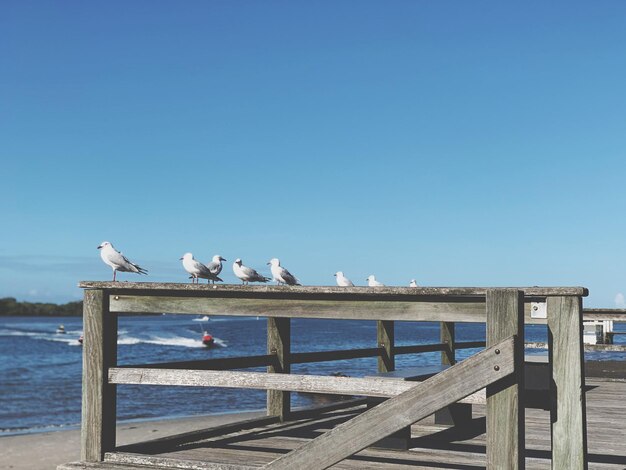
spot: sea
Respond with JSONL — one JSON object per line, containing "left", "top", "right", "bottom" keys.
{"left": 1, "top": 315, "right": 625, "bottom": 436}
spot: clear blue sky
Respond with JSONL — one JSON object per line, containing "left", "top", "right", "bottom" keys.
{"left": 2, "top": 1, "right": 626, "bottom": 306}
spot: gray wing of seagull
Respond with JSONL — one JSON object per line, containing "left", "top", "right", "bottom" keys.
{"left": 109, "top": 249, "right": 147, "bottom": 274}
{"left": 243, "top": 265, "right": 270, "bottom": 282}
{"left": 194, "top": 260, "right": 213, "bottom": 277}
{"left": 206, "top": 260, "right": 223, "bottom": 275}
{"left": 280, "top": 267, "right": 300, "bottom": 286}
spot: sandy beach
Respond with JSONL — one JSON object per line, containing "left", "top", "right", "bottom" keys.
{"left": 0, "top": 411, "right": 265, "bottom": 470}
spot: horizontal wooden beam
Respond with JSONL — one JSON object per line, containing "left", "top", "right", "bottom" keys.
{"left": 583, "top": 309, "right": 626, "bottom": 321}
{"left": 108, "top": 366, "right": 486, "bottom": 404}
{"left": 392, "top": 343, "right": 446, "bottom": 355}
{"left": 79, "top": 281, "right": 588, "bottom": 297}
{"left": 455, "top": 340, "right": 487, "bottom": 349}
{"left": 291, "top": 347, "right": 381, "bottom": 363}
{"left": 108, "top": 295, "right": 488, "bottom": 322}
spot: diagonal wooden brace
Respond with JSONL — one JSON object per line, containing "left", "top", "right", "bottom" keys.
{"left": 264, "top": 335, "right": 518, "bottom": 470}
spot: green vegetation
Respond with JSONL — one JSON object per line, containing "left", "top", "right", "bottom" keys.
{"left": 0, "top": 297, "right": 83, "bottom": 316}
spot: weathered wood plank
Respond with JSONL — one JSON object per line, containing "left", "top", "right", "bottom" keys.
{"left": 440, "top": 321, "right": 455, "bottom": 366}
{"left": 291, "top": 347, "right": 381, "bottom": 363}
{"left": 79, "top": 280, "right": 589, "bottom": 297}
{"left": 377, "top": 321, "right": 394, "bottom": 372}
{"left": 263, "top": 337, "right": 516, "bottom": 470}
{"left": 115, "top": 414, "right": 280, "bottom": 454}
{"left": 106, "top": 452, "right": 258, "bottom": 470}
{"left": 486, "top": 289, "right": 524, "bottom": 470}
{"left": 267, "top": 317, "right": 290, "bottom": 420}
{"left": 108, "top": 295, "right": 488, "bottom": 322}
{"left": 81, "top": 290, "right": 117, "bottom": 462}
{"left": 548, "top": 296, "right": 588, "bottom": 469}
{"left": 107, "top": 367, "right": 486, "bottom": 404}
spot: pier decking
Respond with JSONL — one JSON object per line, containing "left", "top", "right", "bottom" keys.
{"left": 58, "top": 282, "right": 625, "bottom": 469}
{"left": 59, "top": 377, "right": 626, "bottom": 469}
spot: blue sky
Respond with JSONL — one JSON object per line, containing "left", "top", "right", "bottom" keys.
{"left": 2, "top": 1, "right": 626, "bottom": 306}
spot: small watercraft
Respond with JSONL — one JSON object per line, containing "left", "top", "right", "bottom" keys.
{"left": 78, "top": 335, "right": 84, "bottom": 345}
{"left": 202, "top": 331, "right": 214, "bottom": 347}
{"left": 193, "top": 315, "right": 210, "bottom": 322}
{"left": 56, "top": 325, "right": 66, "bottom": 334}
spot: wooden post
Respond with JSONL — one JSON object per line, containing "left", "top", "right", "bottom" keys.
{"left": 267, "top": 317, "right": 290, "bottom": 421}
{"left": 377, "top": 320, "right": 394, "bottom": 373}
{"left": 81, "top": 289, "right": 117, "bottom": 461}
{"left": 440, "top": 321, "right": 455, "bottom": 366}
{"left": 486, "top": 289, "right": 525, "bottom": 469}
{"left": 547, "top": 296, "right": 588, "bottom": 469}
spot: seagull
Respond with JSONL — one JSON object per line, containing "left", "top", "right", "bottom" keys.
{"left": 267, "top": 258, "right": 300, "bottom": 286}
{"left": 366, "top": 275, "right": 384, "bottom": 287}
{"left": 97, "top": 241, "right": 147, "bottom": 282}
{"left": 233, "top": 258, "right": 270, "bottom": 285}
{"left": 334, "top": 271, "right": 354, "bottom": 287}
{"left": 409, "top": 279, "right": 418, "bottom": 287}
{"left": 181, "top": 253, "right": 223, "bottom": 284}
{"left": 206, "top": 255, "right": 226, "bottom": 279}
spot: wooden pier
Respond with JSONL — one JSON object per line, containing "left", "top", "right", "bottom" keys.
{"left": 58, "top": 282, "right": 613, "bottom": 469}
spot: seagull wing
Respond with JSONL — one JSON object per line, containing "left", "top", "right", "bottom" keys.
{"left": 107, "top": 249, "right": 147, "bottom": 274}
{"left": 280, "top": 267, "right": 300, "bottom": 286}
{"left": 206, "top": 260, "right": 222, "bottom": 275}
{"left": 244, "top": 266, "right": 270, "bottom": 283}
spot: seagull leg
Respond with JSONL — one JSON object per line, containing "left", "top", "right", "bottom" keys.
{"left": 113, "top": 270, "right": 117, "bottom": 282}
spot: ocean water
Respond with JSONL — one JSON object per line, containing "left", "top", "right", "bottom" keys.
{"left": 1, "top": 315, "right": 624, "bottom": 436}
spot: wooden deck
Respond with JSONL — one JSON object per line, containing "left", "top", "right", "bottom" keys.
{"left": 59, "top": 377, "right": 625, "bottom": 470}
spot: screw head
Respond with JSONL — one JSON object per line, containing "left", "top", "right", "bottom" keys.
{"left": 114, "top": 295, "right": 119, "bottom": 300}
{"left": 494, "top": 365, "right": 500, "bottom": 371}
{"left": 495, "top": 349, "right": 500, "bottom": 355}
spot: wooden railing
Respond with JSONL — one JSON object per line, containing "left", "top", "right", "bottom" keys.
{"left": 78, "top": 282, "right": 589, "bottom": 470}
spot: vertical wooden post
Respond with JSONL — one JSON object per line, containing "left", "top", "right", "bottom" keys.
{"left": 267, "top": 317, "right": 290, "bottom": 421}
{"left": 486, "top": 289, "right": 525, "bottom": 470}
{"left": 440, "top": 321, "right": 455, "bottom": 366}
{"left": 377, "top": 320, "right": 394, "bottom": 373}
{"left": 547, "top": 296, "right": 588, "bottom": 469}
{"left": 81, "top": 289, "right": 117, "bottom": 461}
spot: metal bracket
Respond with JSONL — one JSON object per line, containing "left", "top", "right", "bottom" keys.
{"left": 531, "top": 302, "right": 547, "bottom": 319}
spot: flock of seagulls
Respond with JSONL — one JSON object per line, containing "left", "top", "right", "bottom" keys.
{"left": 97, "top": 241, "right": 419, "bottom": 287}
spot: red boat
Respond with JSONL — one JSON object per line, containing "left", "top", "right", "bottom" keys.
{"left": 202, "top": 332, "right": 214, "bottom": 347}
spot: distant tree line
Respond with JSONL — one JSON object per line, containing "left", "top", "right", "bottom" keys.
{"left": 0, "top": 297, "right": 83, "bottom": 316}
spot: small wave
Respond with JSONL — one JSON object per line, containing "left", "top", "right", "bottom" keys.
{"left": 117, "top": 335, "right": 227, "bottom": 348}
{"left": 0, "top": 422, "right": 80, "bottom": 437}
{"left": 192, "top": 316, "right": 210, "bottom": 322}
{"left": 213, "top": 338, "right": 228, "bottom": 347}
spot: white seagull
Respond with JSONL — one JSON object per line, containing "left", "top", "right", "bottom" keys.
{"left": 97, "top": 241, "right": 147, "bottom": 282}
{"left": 181, "top": 253, "right": 223, "bottom": 284}
{"left": 366, "top": 275, "right": 384, "bottom": 287}
{"left": 409, "top": 279, "right": 418, "bottom": 287}
{"left": 267, "top": 258, "right": 300, "bottom": 286}
{"left": 233, "top": 258, "right": 270, "bottom": 285}
{"left": 334, "top": 271, "right": 354, "bottom": 287}
{"left": 206, "top": 255, "right": 226, "bottom": 278}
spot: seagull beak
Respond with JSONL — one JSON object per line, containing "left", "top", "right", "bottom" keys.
{"left": 221, "top": 257, "right": 227, "bottom": 261}
{"left": 266, "top": 262, "right": 270, "bottom": 265}
{"left": 97, "top": 245, "right": 102, "bottom": 249}
{"left": 179, "top": 257, "right": 183, "bottom": 260}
